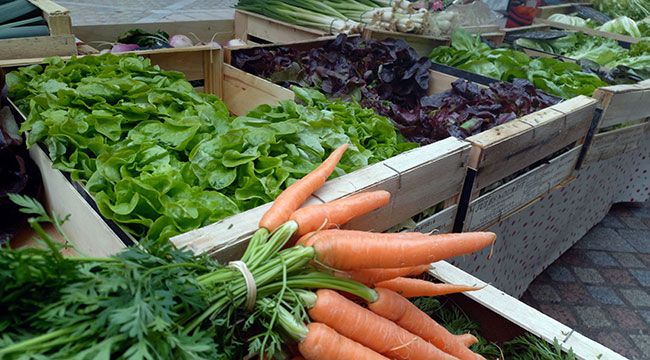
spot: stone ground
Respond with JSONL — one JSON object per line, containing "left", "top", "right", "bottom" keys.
{"left": 63, "top": 3, "right": 650, "bottom": 358}
{"left": 521, "top": 202, "right": 650, "bottom": 360}
{"left": 59, "top": 0, "right": 236, "bottom": 26}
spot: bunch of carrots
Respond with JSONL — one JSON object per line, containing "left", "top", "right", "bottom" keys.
{"left": 0, "top": 144, "right": 495, "bottom": 359}
{"left": 255, "top": 144, "right": 496, "bottom": 360}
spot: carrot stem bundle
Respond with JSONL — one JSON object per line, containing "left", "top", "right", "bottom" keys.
{"left": 369, "top": 288, "right": 485, "bottom": 360}
{"left": 375, "top": 277, "right": 484, "bottom": 298}
{"left": 290, "top": 190, "right": 391, "bottom": 236}
{"left": 307, "top": 289, "right": 458, "bottom": 360}
{"left": 303, "top": 230, "right": 496, "bottom": 270}
{"left": 259, "top": 144, "right": 349, "bottom": 232}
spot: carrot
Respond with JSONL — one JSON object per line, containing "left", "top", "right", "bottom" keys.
{"left": 290, "top": 190, "right": 391, "bottom": 236}
{"left": 306, "top": 230, "right": 496, "bottom": 270}
{"left": 343, "top": 265, "right": 430, "bottom": 286}
{"left": 259, "top": 144, "right": 349, "bottom": 232}
{"left": 308, "top": 289, "right": 458, "bottom": 360}
{"left": 298, "top": 322, "right": 389, "bottom": 360}
{"left": 457, "top": 333, "right": 479, "bottom": 347}
{"left": 296, "top": 230, "right": 431, "bottom": 248}
{"left": 375, "top": 277, "right": 484, "bottom": 298}
{"left": 369, "top": 288, "right": 485, "bottom": 360}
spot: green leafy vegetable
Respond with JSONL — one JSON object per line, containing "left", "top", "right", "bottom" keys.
{"left": 592, "top": 0, "right": 650, "bottom": 21}
{"left": 9, "top": 54, "right": 414, "bottom": 241}
{"left": 429, "top": 30, "right": 607, "bottom": 98}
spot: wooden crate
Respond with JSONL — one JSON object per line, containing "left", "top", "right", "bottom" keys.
{"left": 0, "top": 0, "right": 76, "bottom": 60}
{"left": 234, "top": 10, "right": 327, "bottom": 43}
{"left": 72, "top": 19, "right": 235, "bottom": 50}
{"left": 459, "top": 96, "right": 598, "bottom": 231}
{"left": 583, "top": 83, "right": 650, "bottom": 165}
{"left": 5, "top": 46, "right": 223, "bottom": 256}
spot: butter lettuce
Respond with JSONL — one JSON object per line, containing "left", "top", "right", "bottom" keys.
{"left": 10, "top": 54, "right": 414, "bottom": 240}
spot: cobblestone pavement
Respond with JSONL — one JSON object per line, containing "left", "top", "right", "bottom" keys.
{"left": 58, "top": 0, "right": 237, "bottom": 26}
{"left": 521, "top": 202, "right": 650, "bottom": 360}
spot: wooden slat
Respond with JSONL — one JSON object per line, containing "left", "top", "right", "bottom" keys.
{"left": 29, "top": 145, "right": 126, "bottom": 256}
{"left": 0, "top": 35, "right": 76, "bottom": 60}
{"left": 465, "top": 146, "right": 581, "bottom": 231}
{"left": 222, "top": 64, "right": 294, "bottom": 115}
{"left": 26, "top": 0, "right": 72, "bottom": 36}
{"left": 414, "top": 204, "right": 457, "bottom": 234}
{"left": 467, "top": 96, "right": 597, "bottom": 191}
{"left": 430, "top": 261, "right": 627, "bottom": 360}
{"left": 235, "top": 10, "right": 326, "bottom": 43}
{"left": 584, "top": 121, "right": 650, "bottom": 165}
{"left": 593, "top": 83, "right": 650, "bottom": 128}
{"left": 73, "top": 20, "right": 234, "bottom": 47}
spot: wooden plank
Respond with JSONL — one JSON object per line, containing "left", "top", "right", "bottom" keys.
{"left": 222, "top": 64, "right": 294, "bottom": 115}
{"left": 29, "top": 145, "right": 127, "bottom": 257}
{"left": 202, "top": 47, "right": 223, "bottom": 97}
{"left": 234, "top": 10, "right": 249, "bottom": 40}
{"left": 0, "top": 35, "right": 76, "bottom": 60}
{"left": 73, "top": 20, "right": 234, "bottom": 46}
{"left": 583, "top": 121, "right": 650, "bottom": 164}
{"left": 430, "top": 261, "right": 627, "bottom": 360}
{"left": 26, "top": 0, "right": 72, "bottom": 36}
{"left": 171, "top": 197, "right": 324, "bottom": 259}
{"left": 467, "top": 96, "right": 597, "bottom": 191}
{"left": 465, "top": 146, "right": 581, "bottom": 231}
{"left": 235, "top": 10, "right": 325, "bottom": 43}
{"left": 382, "top": 138, "right": 470, "bottom": 229}
{"left": 428, "top": 69, "right": 459, "bottom": 94}
{"left": 362, "top": 27, "right": 449, "bottom": 57}
{"left": 593, "top": 83, "right": 650, "bottom": 128}
{"left": 414, "top": 204, "right": 457, "bottom": 234}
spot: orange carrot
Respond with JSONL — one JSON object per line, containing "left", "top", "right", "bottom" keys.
{"left": 290, "top": 190, "right": 391, "bottom": 236}
{"left": 308, "top": 289, "right": 458, "bottom": 360}
{"left": 369, "top": 288, "right": 485, "bottom": 360}
{"left": 457, "top": 333, "right": 479, "bottom": 347}
{"left": 259, "top": 144, "right": 349, "bottom": 232}
{"left": 306, "top": 230, "right": 496, "bottom": 270}
{"left": 296, "top": 230, "right": 431, "bottom": 248}
{"left": 298, "top": 322, "right": 389, "bottom": 360}
{"left": 375, "top": 277, "right": 484, "bottom": 298}
{"left": 343, "top": 265, "right": 430, "bottom": 286}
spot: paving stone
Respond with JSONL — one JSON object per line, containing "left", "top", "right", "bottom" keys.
{"left": 631, "top": 269, "right": 650, "bottom": 287}
{"left": 606, "top": 307, "right": 647, "bottom": 329}
{"left": 528, "top": 283, "right": 561, "bottom": 303}
{"left": 638, "top": 253, "right": 650, "bottom": 267}
{"left": 558, "top": 283, "right": 593, "bottom": 305}
{"left": 575, "top": 227, "right": 636, "bottom": 252}
{"left": 575, "top": 306, "right": 612, "bottom": 328}
{"left": 619, "top": 229, "right": 650, "bottom": 254}
{"left": 546, "top": 266, "right": 575, "bottom": 283}
{"left": 612, "top": 252, "right": 646, "bottom": 268}
{"left": 600, "top": 268, "right": 638, "bottom": 286}
{"left": 621, "top": 289, "right": 650, "bottom": 307}
{"left": 630, "top": 334, "right": 650, "bottom": 358}
{"left": 600, "top": 214, "right": 627, "bottom": 229}
{"left": 538, "top": 304, "right": 578, "bottom": 326}
{"left": 586, "top": 285, "right": 625, "bottom": 305}
{"left": 557, "top": 248, "right": 592, "bottom": 267}
{"left": 639, "top": 310, "right": 650, "bottom": 327}
{"left": 585, "top": 251, "right": 620, "bottom": 267}
{"left": 596, "top": 331, "right": 641, "bottom": 360}
{"left": 573, "top": 267, "right": 605, "bottom": 284}
{"left": 619, "top": 215, "right": 650, "bottom": 230}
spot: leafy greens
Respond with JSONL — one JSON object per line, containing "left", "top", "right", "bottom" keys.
{"left": 9, "top": 54, "right": 413, "bottom": 241}
{"left": 429, "top": 30, "right": 608, "bottom": 99}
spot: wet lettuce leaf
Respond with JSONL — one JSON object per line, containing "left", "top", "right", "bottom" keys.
{"left": 9, "top": 54, "right": 414, "bottom": 241}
